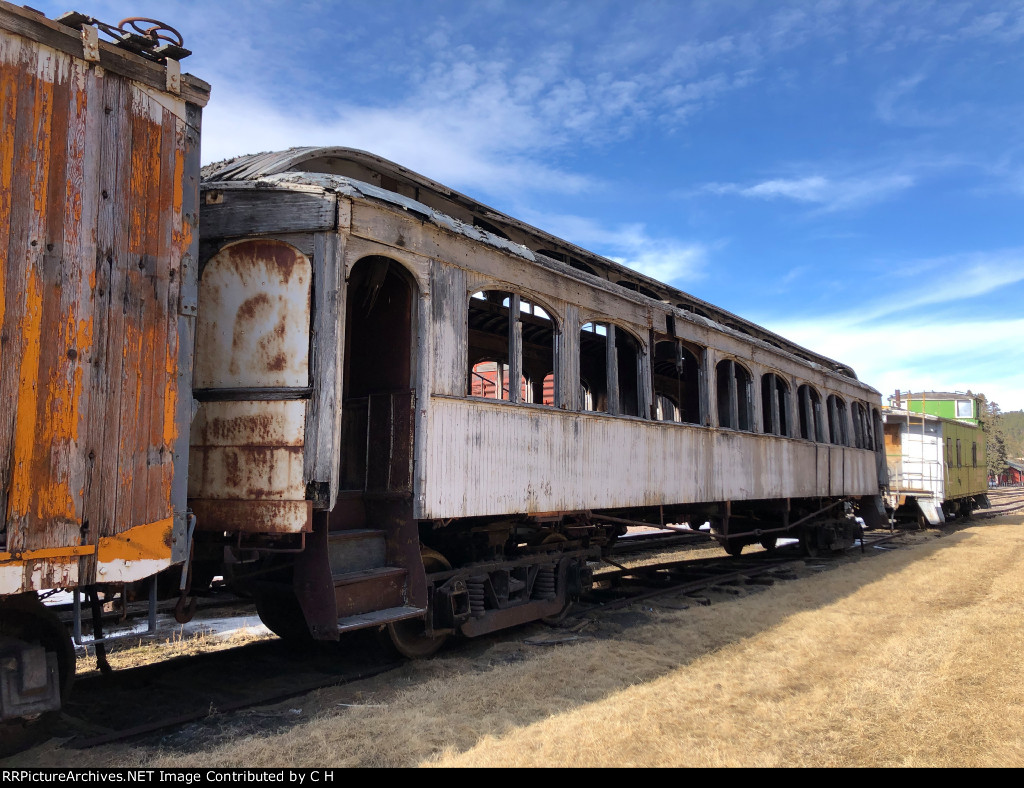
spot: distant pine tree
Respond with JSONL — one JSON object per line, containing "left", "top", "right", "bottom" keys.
{"left": 976, "top": 394, "right": 1009, "bottom": 479}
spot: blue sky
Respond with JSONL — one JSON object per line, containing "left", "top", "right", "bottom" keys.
{"left": 37, "top": 1, "right": 1024, "bottom": 411}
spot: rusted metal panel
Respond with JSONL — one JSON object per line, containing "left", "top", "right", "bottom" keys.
{"left": 419, "top": 397, "right": 880, "bottom": 519}
{"left": 189, "top": 400, "right": 307, "bottom": 500}
{"left": 1, "top": 7, "right": 206, "bottom": 589}
{"left": 190, "top": 499, "right": 312, "bottom": 534}
{"left": 194, "top": 239, "right": 312, "bottom": 389}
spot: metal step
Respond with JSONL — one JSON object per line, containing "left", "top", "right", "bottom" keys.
{"left": 327, "top": 529, "right": 386, "bottom": 575}
{"left": 332, "top": 566, "right": 406, "bottom": 586}
{"left": 336, "top": 605, "right": 424, "bottom": 634}
{"left": 333, "top": 565, "right": 408, "bottom": 619}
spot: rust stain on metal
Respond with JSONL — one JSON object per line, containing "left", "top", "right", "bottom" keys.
{"left": 194, "top": 239, "right": 311, "bottom": 389}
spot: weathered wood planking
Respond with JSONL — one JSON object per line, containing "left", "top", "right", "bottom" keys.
{"left": 1, "top": 11, "right": 207, "bottom": 566}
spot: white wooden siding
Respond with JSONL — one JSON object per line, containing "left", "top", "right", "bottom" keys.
{"left": 418, "top": 396, "right": 879, "bottom": 519}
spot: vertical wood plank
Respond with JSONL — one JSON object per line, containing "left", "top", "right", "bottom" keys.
{"left": 557, "top": 303, "right": 579, "bottom": 411}
{"left": 429, "top": 262, "right": 467, "bottom": 397}
{"left": 92, "top": 73, "right": 132, "bottom": 539}
{"left": 0, "top": 32, "right": 23, "bottom": 538}
{"left": 5, "top": 41, "right": 54, "bottom": 551}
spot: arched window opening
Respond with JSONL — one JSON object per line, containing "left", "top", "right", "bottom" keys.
{"left": 580, "top": 380, "right": 594, "bottom": 411}
{"left": 616, "top": 329, "right": 642, "bottom": 417}
{"left": 655, "top": 394, "right": 680, "bottom": 422}
{"left": 851, "top": 401, "right": 869, "bottom": 448}
{"left": 580, "top": 322, "right": 643, "bottom": 417}
{"left": 519, "top": 296, "right": 556, "bottom": 406}
{"left": 468, "top": 289, "right": 556, "bottom": 406}
{"left": 470, "top": 360, "right": 527, "bottom": 401}
{"left": 761, "top": 373, "right": 791, "bottom": 437}
{"left": 798, "top": 384, "right": 824, "bottom": 442}
{"left": 580, "top": 322, "right": 609, "bottom": 413}
{"left": 827, "top": 394, "right": 849, "bottom": 446}
{"left": 541, "top": 372, "right": 555, "bottom": 406}
{"left": 653, "top": 340, "right": 702, "bottom": 424}
{"left": 716, "top": 359, "right": 753, "bottom": 431}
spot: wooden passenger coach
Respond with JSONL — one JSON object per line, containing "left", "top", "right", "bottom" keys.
{"left": 198, "top": 147, "right": 888, "bottom": 653}
{"left": 0, "top": 1, "right": 208, "bottom": 725}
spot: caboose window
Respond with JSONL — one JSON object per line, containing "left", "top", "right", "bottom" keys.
{"left": 760, "top": 372, "right": 791, "bottom": 437}
{"left": 798, "top": 384, "right": 825, "bottom": 442}
{"left": 653, "top": 340, "right": 703, "bottom": 424}
{"left": 716, "top": 359, "right": 752, "bottom": 431}
{"left": 468, "top": 290, "right": 556, "bottom": 405}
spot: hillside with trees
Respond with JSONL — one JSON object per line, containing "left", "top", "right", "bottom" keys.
{"left": 1001, "top": 410, "right": 1024, "bottom": 460}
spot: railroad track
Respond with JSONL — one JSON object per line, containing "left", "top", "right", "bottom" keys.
{"left": 45, "top": 528, "right": 902, "bottom": 752}
{"left": 978, "top": 488, "right": 1024, "bottom": 517}
{"left": 577, "top": 528, "right": 900, "bottom": 615}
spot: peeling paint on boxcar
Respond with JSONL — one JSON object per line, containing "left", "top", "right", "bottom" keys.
{"left": 0, "top": 5, "right": 209, "bottom": 588}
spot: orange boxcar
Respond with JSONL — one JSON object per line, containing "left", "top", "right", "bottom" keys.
{"left": 0, "top": 0, "right": 208, "bottom": 728}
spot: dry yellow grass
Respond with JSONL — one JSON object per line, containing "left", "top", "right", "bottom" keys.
{"left": 14, "top": 515, "right": 1024, "bottom": 767}
{"left": 74, "top": 625, "right": 273, "bottom": 677}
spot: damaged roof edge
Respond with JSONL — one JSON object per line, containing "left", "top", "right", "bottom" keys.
{"left": 202, "top": 147, "right": 864, "bottom": 385}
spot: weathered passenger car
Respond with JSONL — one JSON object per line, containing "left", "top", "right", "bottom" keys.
{"left": 0, "top": 1, "right": 208, "bottom": 728}
{"left": 883, "top": 405, "right": 989, "bottom": 525}
{"left": 197, "top": 147, "right": 888, "bottom": 656}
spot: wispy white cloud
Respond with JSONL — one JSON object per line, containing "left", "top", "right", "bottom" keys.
{"left": 702, "top": 172, "right": 914, "bottom": 212}
{"left": 874, "top": 72, "right": 967, "bottom": 127}
{"left": 519, "top": 213, "right": 710, "bottom": 285}
{"left": 202, "top": 91, "right": 597, "bottom": 198}
{"left": 754, "top": 247, "right": 1024, "bottom": 410}
{"left": 762, "top": 314, "right": 1024, "bottom": 412}
{"left": 859, "top": 249, "right": 1024, "bottom": 321}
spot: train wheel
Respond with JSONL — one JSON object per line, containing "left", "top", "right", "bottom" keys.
{"left": 542, "top": 599, "right": 574, "bottom": 625}
{"left": 387, "top": 548, "right": 451, "bottom": 659}
{"left": 800, "top": 529, "right": 820, "bottom": 558}
{"left": 0, "top": 597, "right": 76, "bottom": 757}
{"left": 724, "top": 539, "right": 744, "bottom": 557}
{"left": 759, "top": 536, "right": 778, "bottom": 552}
{"left": 254, "top": 591, "right": 313, "bottom": 643}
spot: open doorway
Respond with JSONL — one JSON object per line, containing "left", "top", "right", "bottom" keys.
{"left": 338, "top": 256, "right": 416, "bottom": 495}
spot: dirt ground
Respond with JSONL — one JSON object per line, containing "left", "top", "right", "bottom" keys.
{"left": 8, "top": 513, "right": 1024, "bottom": 768}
